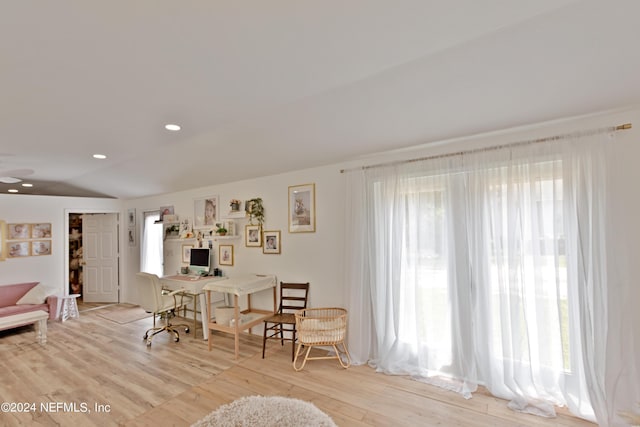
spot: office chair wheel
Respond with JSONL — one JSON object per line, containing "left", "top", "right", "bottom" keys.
{"left": 185, "top": 327, "right": 189, "bottom": 333}
{"left": 146, "top": 339, "right": 152, "bottom": 347}
{"left": 174, "top": 336, "right": 179, "bottom": 342}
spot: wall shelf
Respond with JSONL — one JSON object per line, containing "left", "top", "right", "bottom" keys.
{"left": 224, "top": 210, "right": 247, "bottom": 219}
{"left": 213, "top": 235, "right": 240, "bottom": 241}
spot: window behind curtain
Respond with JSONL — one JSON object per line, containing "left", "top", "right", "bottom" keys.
{"left": 352, "top": 142, "right": 601, "bottom": 419}
{"left": 141, "top": 211, "right": 162, "bottom": 276}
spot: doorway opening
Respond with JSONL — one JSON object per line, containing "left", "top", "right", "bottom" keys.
{"left": 65, "top": 210, "right": 120, "bottom": 307}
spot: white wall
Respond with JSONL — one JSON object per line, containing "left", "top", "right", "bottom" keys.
{"left": 0, "top": 195, "right": 123, "bottom": 294}
{"left": 123, "top": 164, "right": 346, "bottom": 311}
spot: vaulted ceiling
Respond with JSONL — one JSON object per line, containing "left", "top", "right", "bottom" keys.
{"left": 2, "top": 1, "right": 639, "bottom": 198}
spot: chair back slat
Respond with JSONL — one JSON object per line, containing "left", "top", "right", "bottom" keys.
{"left": 278, "top": 282, "right": 309, "bottom": 315}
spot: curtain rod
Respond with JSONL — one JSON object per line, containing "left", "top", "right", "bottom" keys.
{"left": 340, "top": 123, "right": 632, "bottom": 173}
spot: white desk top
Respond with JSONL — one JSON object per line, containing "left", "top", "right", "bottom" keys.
{"left": 162, "top": 275, "right": 228, "bottom": 294}
{"left": 202, "top": 274, "right": 276, "bottom": 296}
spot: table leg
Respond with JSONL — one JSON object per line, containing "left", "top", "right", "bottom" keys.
{"left": 207, "top": 290, "right": 212, "bottom": 351}
{"left": 192, "top": 296, "right": 197, "bottom": 337}
{"left": 234, "top": 294, "right": 240, "bottom": 360}
{"left": 36, "top": 318, "right": 47, "bottom": 344}
{"left": 200, "top": 293, "right": 209, "bottom": 340}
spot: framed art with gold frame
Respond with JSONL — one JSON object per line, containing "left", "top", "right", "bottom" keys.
{"left": 262, "top": 230, "right": 281, "bottom": 254}
{"left": 8, "top": 223, "right": 30, "bottom": 240}
{"left": 8, "top": 241, "right": 30, "bottom": 258}
{"left": 288, "top": 183, "right": 315, "bottom": 233}
{"left": 32, "top": 240, "right": 51, "bottom": 256}
{"left": 219, "top": 244, "right": 234, "bottom": 266}
{"left": 0, "top": 220, "right": 6, "bottom": 260}
{"left": 245, "top": 224, "right": 262, "bottom": 247}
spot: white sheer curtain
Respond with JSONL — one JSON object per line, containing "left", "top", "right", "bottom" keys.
{"left": 345, "top": 131, "right": 624, "bottom": 423}
{"left": 141, "top": 211, "right": 163, "bottom": 276}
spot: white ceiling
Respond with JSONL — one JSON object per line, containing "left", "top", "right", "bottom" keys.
{"left": 2, "top": 0, "right": 639, "bottom": 198}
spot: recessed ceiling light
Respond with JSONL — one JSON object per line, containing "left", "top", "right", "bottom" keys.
{"left": 8, "top": 189, "right": 18, "bottom": 193}
{"left": 21, "top": 183, "right": 33, "bottom": 187}
{"left": 93, "top": 154, "right": 107, "bottom": 159}
{"left": 165, "top": 124, "right": 181, "bottom": 131}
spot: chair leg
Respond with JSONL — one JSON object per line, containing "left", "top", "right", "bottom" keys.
{"left": 262, "top": 322, "right": 268, "bottom": 358}
{"left": 291, "top": 329, "right": 296, "bottom": 361}
{"left": 279, "top": 323, "right": 284, "bottom": 346}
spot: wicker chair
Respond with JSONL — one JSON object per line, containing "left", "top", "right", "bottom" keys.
{"left": 293, "top": 307, "right": 351, "bottom": 371}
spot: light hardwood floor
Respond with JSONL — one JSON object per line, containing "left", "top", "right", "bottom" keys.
{"left": 0, "top": 304, "right": 595, "bottom": 427}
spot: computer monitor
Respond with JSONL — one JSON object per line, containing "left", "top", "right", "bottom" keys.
{"left": 189, "top": 248, "right": 211, "bottom": 275}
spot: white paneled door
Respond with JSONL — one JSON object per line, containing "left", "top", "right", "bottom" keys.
{"left": 82, "top": 213, "right": 119, "bottom": 303}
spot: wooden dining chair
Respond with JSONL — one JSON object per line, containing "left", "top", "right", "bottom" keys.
{"left": 262, "top": 282, "right": 310, "bottom": 361}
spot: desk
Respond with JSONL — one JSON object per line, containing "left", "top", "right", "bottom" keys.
{"left": 203, "top": 274, "right": 276, "bottom": 359}
{"left": 161, "top": 275, "right": 228, "bottom": 339}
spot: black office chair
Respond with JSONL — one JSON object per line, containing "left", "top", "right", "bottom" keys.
{"left": 262, "top": 282, "right": 310, "bottom": 361}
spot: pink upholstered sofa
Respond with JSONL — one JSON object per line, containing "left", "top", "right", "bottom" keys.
{"left": 0, "top": 282, "right": 58, "bottom": 331}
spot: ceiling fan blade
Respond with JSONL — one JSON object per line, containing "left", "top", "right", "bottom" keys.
{"left": 0, "top": 176, "right": 22, "bottom": 184}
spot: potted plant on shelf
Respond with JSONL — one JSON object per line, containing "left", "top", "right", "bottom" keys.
{"left": 247, "top": 197, "right": 265, "bottom": 227}
{"left": 216, "top": 226, "right": 228, "bottom": 236}
{"left": 165, "top": 224, "right": 179, "bottom": 239}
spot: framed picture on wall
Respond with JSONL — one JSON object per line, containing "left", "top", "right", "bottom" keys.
{"left": 288, "top": 183, "right": 316, "bottom": 233}
{"left": 8, "top": 223, "right": 30, "bottom": 240}
{"left": 194, "top": 196, "right": 219, "bottom": 229}
{"left": 32, "top": 240, "right": 51, "bottom": 256}
{"left": 31, "top": 223, "right": 52, "bottom": 239}
{"left": 262, "top": 230, "right": 281, "bottom": 254}
{"left": 245, "top": 224, "right": 262, "bottom": 247}
{"left": 160, "top": 205, "right": 174, "bottom": 222}
{"left": 182, "top": 244, "right": 194, "bottom": 263}
{"left": 128, "top": 228, "right": 136, "bottom": 247}
{"left": 127, "top": 208, "right": 136, "bottom": 227}
{"left": 219, "top": 244, "right": 234, "bottom": 266}
{"left": 8, "top": 241, "right": 30, "bottom": 258}
{"left": 0, "top": 220, "right": 6, "bottom": 261}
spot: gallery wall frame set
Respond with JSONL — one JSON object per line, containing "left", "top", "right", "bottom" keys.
{"left": 2, "top": 222, "right": 53, "bottom": 258}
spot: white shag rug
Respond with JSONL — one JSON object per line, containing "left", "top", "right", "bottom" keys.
{"left": 191, "top": 395, "right": 337, "bottom": 427}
